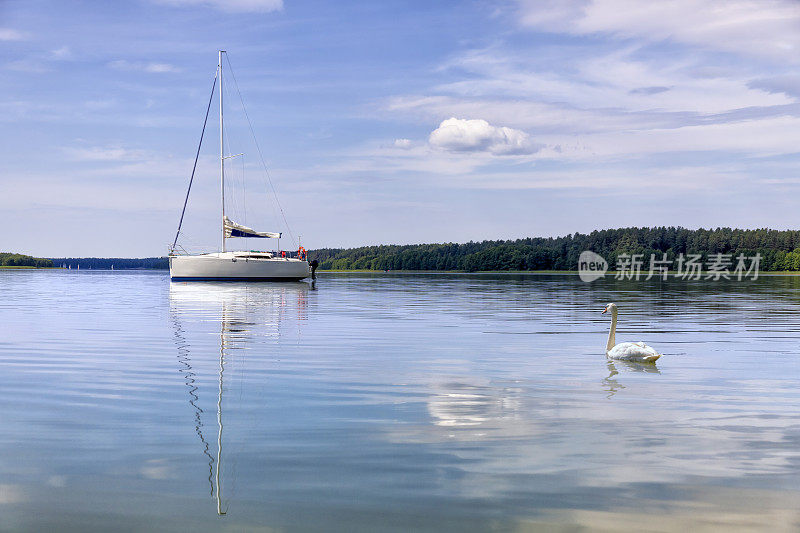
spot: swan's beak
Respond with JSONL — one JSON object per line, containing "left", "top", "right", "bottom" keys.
{"left": 601, "top": 308, "right": 607, "bottom": 314}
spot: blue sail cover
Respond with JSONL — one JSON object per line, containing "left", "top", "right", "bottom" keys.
{"left": 223, "top": 216, "right": 281, "bottom": 239}
{"left": 230, "top": 227, "right": 268, "bottom": 238}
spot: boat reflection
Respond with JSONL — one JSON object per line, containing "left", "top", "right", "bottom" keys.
{"left": 168, "top": 282, "right": 309, "bottom": 515}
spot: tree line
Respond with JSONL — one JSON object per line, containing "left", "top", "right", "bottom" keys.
{"left": 50, "top": 257, "right": 169, "bottom": 270}
{"left": 42, "top": 227, "right": 800, "bottom": 272}
{"left": 0, "top": 252, "right": 53, "bottom": 268}
{"left": 312, "top": 227, "right": 800, "bottom": 272}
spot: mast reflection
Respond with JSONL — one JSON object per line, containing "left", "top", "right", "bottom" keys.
{"left": 216, "top": 311, "right": 227, "bottom": 515}
{"left": 171, "top": 313, "right": 215, "bottom": 496}
{"left": 169, "top": 282, "right": 309, "bottom": 515}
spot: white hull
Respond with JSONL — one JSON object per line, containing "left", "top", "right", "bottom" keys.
{"left": 170, "top": 252, "right": 309, "bottom": 281}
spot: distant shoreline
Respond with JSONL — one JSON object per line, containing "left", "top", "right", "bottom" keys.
{"left": 318, "top": 269, "right": 800, "bottom": 276}
{"left": 9, "top": 267, "right": 800, "bottom": 276}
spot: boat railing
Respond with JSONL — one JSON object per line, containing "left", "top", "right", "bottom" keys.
{"left": 169, "top": 244, "right": 190, "bottom": 256}
{"left": 169, "top": 247, "right": 307, "bottom": 260}
{"left": 243, "top": 249, "right": 305, "bottom": 260}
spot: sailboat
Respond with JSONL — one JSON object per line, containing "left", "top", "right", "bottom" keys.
{"left": 169, "top": 51, "right": 310, "bottom": 282}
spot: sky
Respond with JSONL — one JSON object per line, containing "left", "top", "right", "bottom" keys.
{"left": 2, "top": 0, "right": 800, "bottom": 257}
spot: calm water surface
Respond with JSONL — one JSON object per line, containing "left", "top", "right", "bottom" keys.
{"left": 1, "top": 270, "right": 799, "bottom": 531}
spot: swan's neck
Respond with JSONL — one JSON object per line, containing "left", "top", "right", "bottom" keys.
{"left": 606, "top": 309, "right": 617, "bottom": 352}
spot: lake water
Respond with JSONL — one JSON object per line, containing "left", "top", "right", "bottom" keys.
{"left": 1, "top": 270, "right": 799, "bottom": 532}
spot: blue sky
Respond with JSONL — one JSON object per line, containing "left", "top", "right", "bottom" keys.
{"left": 3, "top": 0, "right": 800, "bottom": 257}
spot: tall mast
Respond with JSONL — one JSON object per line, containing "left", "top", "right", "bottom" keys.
{"left": 219, "top": 50, "right": 226, "bottom": 253}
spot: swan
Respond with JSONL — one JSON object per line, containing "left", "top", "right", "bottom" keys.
{"left": 602, "top": 303, "right": 661, "bottom": 363}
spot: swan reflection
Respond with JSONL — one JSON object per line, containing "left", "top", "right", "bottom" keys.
{"left": 169, "top": 282, "right": 308, "bottom": 515}
{"left": 603, "top": 360, "right": 661, "bottom": 399}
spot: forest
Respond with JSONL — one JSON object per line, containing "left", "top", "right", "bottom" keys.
{"left": 312, "top": 227, "right": 800, "bottom": 272}
{"left": 0, "top": 252, "right": 53, "bottom": 268}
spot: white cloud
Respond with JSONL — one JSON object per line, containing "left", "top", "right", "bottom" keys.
{"left": 436, "top": 46, "right": 791, "bottom": 115}
{"left": 572, "top": 115, "right": 800, "bottom": 159}
{"left": 108, "top": 60, "right": 181, "bottom": 73}
{"left": 379, "top": 1, "right": 800, "bottom": 176}
{"left": 154, "top": 0, "right": 283, "bottom": 13}
{"left": 429, "top": 118, "right": 541, "bottom": 155}
{"left": 5, "top": 60, "right": 48, "bottom": 73}
{"left": 323, "top": 141, "right": 495, "bottom": 179}
{"left": 84, "top": 99, "right": 117, "bottom": 110}
{"left": 0, "top": 153, "right": 209, "bottom": 213}
{"left": 0, "top": 28, "right": 26, "bottom": 41}
{"left": 387, "top": 95, "right": 666, "bottom": 134}
{"left": 50, "top": 46, "right": 72, "bottom": 60}
{"left": 63, "top": 145, "right": 146, "bottom": 162}
{"left": 393, "top": 138, "right": 412, "bottom": 149}
{"left": 325, "top": 132, "right": 755, "bottom": 191}
{"left": 145, "top": 63, "right": 180, "bottom": 73}
{"left": 360, "top": 1, "right": 800, "bottom": 206}
{"left": 386, "top": 94, "right": 800, "bottom": 166}
{"left": 518, "top": 0, "right": 800, "bottom": 63}
{"left": 3, "top": 45, "right": 73, "bottom": 74}
{"left": 460, "top": 165, "right": 746, "bottom": 191}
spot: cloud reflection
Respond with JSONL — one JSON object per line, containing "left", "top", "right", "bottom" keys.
{"left": 0, "top": 484, "right": 25, "bottom": 505}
